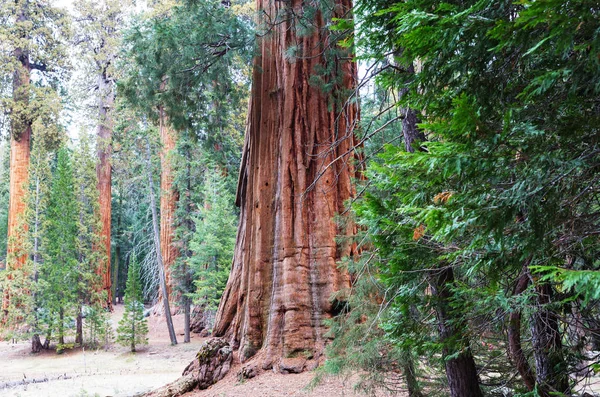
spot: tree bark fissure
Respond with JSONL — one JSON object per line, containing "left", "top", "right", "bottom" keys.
{"left": 157, "top": 106, "right": 179, "bottom": 304}
{"left": 213, "top": 0, "right": 360, "bottom": 372}
{"left": 96, "top": 68, "right": 114, "bottom": 309}
{"left": 4, "top": 4, "right": 32, "bottom": 313}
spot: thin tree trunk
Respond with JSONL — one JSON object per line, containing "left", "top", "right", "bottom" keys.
{"left": 530, "top": 282, "right": 569, "bottom": 396}
{"left": 76, "top": 306, "right": 83, "bottom": 346}
{"left": 96, "top": 70, "right": 114, "bottom": 309}
{"left": 431, "top": 267, "right": 483, "bottom": 397}
{"left": 58, "top": 307, "right": 65, "bottom": 347}
{"left": 184, "top": 296, "right": 190, "bottom": 343}
{"left": 144, "top": 138, "right": 178, "bottom": 346}
{"left": 507, "top": 263, "right": 536, "bottom": 391}
{"left": 402, "top": 349, "right": 424, "bottom": 397}
{"left": 213, "top": 0, "right": 360, "bottom": 372}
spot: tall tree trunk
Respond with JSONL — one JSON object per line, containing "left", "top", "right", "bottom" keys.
{"left": 96, "top": 70, "right": 114, "bottom": 309}
{"left": 157, "top": 107, "right": 179, "bottom": 305}
{"left": 145, "top": 138, "right": 178, "bottom": 346}
{"left": 431, "top": 267, "right": 483, "bottom": 397}
{"left": 213, "top": 0, "right": 360, "bottom": 372}
{"left": 530, "top": 282, "right": 569, "bottom": 396}
{"left": 3, "top": 10, "right": 32, "bottom": 313}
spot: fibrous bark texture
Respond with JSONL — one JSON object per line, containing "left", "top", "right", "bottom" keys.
{"left": 96, "top": 71, "right": 114, "bottom": 308}
{"left": 3, "top": 33, "right": 32, "bottom": 313}
{"left": 158, "top": 107, "right": 178, "bottom": 302}
{"left": 213, "top": 0, "right": 360, "bottom": 372}
{"left": 143, "top": 338, "right": 232, "bottom": 397}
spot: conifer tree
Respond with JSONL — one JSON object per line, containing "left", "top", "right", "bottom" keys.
{"left": 190, "top": 171, "right": 237, "bottom": 313}
{"left": 0, "top": 0, "right": 69, "bottom": 313}
{"left": 72, "top": 0, "right": 132, "bottom": 307}
{"left": 73, "top": 132, "right": 106, "bottom": 345}
{"left": 40, "top": 147, "right": 78, "bottom": 351}
{"left": 117, "top": 253, "right": 148, "bottom": 352}
{"left": 2, "top": 132, "right": 53, "bottom": 352}
{"left": 0, "top": 142, "right": 9, "bottom": 268}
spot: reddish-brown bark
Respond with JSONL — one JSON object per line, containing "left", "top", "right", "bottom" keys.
{"left": 158, "top": 108, "right": 179, "bottom": 302}
{"left": 96, "top": 71, "right": 114, "bottom": 308}
{"left": 3, "top": 27, "right": 32, "bottom": 313}
{"left": 213, "top": 0, "right": 360, "bottom": 372}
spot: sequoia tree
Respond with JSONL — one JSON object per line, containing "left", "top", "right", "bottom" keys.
{"left": 213, "top": 0, "right": 360, "bottom": 372}
{"left": 120, "top": 0, "right": 251, "bottom": 306}
{"left": 0, "top": 0, "right": 68, "bottom": 312}
{"left": 73, "top": 0, "right": 130, "bottom": 307}
{"left": 158, "top": 100, "right": 179, "bottom": 303}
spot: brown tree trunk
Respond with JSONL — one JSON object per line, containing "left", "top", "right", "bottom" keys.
{"left": 530, "top": 282, "right": 569, "bottom": 396}
{"left": 76, "top": 306, "right": 83, "bottom": 346}
{"left": 507, "top": 263, "right": 536, "bottom": 391}
{"left": 158, "top": 107, "right": 179, "bottom": 304}
{"left": 213, "top": 0, "right": 360, "bottom": 372}
{"left": 145, "top": 138, "right": 178, "bottom": 345}
{"left": 96, "top": 71, "right": 114, "bottom": 309}
{"left": 431, "top": 267, "right": 483, "bottom": 397}
{"left": 3, "top": 13, "right": 32, "bottom": 313}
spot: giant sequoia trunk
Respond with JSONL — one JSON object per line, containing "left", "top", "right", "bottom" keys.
{"left": 96, "top": 71, "right": 114, "bottom": 308}
{"left": 213, "top": 0, "right": 360, "bottom": 372}
{"left": 3, "top": 23, "right": 32, "bottom": 313}
{"left": 158, "top": 107, "right": 179, "bottom": 303}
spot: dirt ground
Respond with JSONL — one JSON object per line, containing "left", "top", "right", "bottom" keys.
{"left": 0, "top": 304, "right": 204, "bottom": 397}
{"left": 0, "top": 305, "right": 392, "bottom": 397}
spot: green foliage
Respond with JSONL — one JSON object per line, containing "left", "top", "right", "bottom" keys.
{"left": 190, "top": 171, "right": 238, "bottom": 311}
{"left": 0, "top": 0, "right": 70, "bottom": 141}
{"left": 119, "top": 0, "right": 252, "bottom": 134}
{"left": 40, "top": 147, "right": 79, "bottom": 346}
{"left": 327, "top": 0, "right": 600, "bottom": 393}
{"left": 0, "top": 142, "right": 9, "bottom": 265}
{"left": 84, "top": 305, "right": 113, "bottom": 349}
{"left": 116, "top": 253, "right": 149, "bottom": 352}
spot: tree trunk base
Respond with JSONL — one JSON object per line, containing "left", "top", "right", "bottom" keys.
{"left": 142, "top": 338, "right": 232, "bottom": 396}
{"left": 31, "top": 334, "right": 43, "bottom": 353}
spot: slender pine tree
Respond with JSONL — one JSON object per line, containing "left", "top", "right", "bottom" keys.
{"left": 117, "top": 253, "right": 148, "bottom": 352}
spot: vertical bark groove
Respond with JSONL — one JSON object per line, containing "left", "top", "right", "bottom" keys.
{"left": 158, "top": 108, "right": 179, "bottom": 303}
{"left": 4, "top": 14, "right": 32, "bottom": 313}
{"left": 96, "top": 70, "right": 114, "bottom": 308}
{"left": 214, "top": 0, "right": 360, "bottom": 372}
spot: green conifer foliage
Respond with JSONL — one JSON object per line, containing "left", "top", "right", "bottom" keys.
{"left": 190, "top": 171, "right": 237, "bottom": 313}
{"left": 328, "top": 0, "right": 600, "bottom": 394}
{"left": 40, "top": 147, "right": 79, "bottom": 352}
{"left": 117, "top": 253, "right": 149, "bottom": 352}
{"left": 0, "top": 142, "right": 9, "bottom": 267}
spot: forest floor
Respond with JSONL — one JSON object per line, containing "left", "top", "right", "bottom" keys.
{"left": 0, "top": 305, "right": 397, "bottom": 397}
